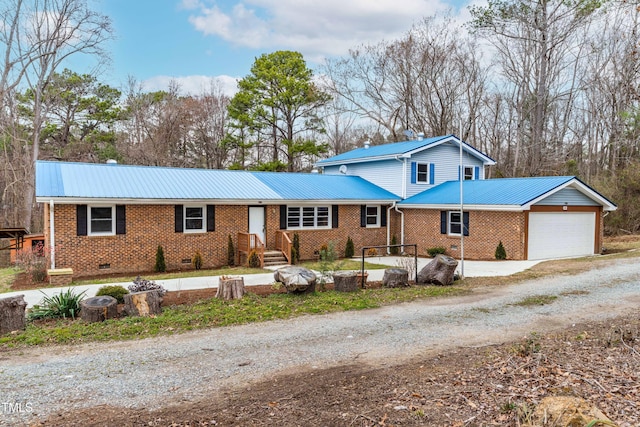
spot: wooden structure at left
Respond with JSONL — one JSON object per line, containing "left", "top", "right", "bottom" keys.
{"left": 0, "top": 228, "right": 31, "bottom": 264}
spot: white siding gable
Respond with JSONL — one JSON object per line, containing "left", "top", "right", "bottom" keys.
{"left": 534, "top": 187, "right": 600, "bottom": 206}
{"left": 323, "top": 159, "right": 403, "bottom": 197}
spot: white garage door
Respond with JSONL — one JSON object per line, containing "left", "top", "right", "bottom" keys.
{"left": 528, "top": 212, "right": 596, "bottom": 260}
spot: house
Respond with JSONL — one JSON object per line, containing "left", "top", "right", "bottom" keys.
{"left": 317, "top": 134, "right": 616, "bottom": 261}
{"left": 35, "top": 135, "right": 616, "bottom": 278}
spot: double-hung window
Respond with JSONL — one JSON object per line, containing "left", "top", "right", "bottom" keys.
{"left": 365, "top": 205, "right": 380, "bottom": 227}
{"left": 448, "top": 212, "right": 462, "bottom": 235}
{"left": 417, "top": 163, "right": 429, "bottom": 183}
{"left": 287, "top": 206, "right": 331, "bottom": 229}
{"left": 184, "top": 206, "right": 205, "bottom": 233}
{"left": 89, "top": 206, "right": 115, "bottom": 236}
{"left": 441, "top": 211, "right": 469, "bottom": 237}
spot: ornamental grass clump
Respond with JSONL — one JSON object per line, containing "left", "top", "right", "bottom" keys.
{"left": 29, "top": 288, "right": 86, "bottom": 320}
{"left": 129, "top": 276, "right": 167, "bottom": 295}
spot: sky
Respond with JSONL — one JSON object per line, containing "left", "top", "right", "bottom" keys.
{"left": 75, "top": 0, "right": 477, "bottom": 96}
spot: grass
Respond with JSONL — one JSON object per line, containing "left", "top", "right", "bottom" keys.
{"left": 512, "top": 294, "right": 558, "bottom": 306}
{"left": 0, "top": 285, "right": 467, "bottom": 348}
{"left": 298, "top": 259, "right": 389, "bottom": 271}
{"left": 0, "top": 267, "right": 17, "bottom": 293}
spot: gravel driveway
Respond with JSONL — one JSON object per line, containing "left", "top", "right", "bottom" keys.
{"left": 1, "top": 258, "right": 639, "bottom": 426}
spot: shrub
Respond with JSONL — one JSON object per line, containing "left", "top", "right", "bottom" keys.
{"left": 95, "top": 285, "right": 129, "bottom": 304}
{"left": 290, "top": 246, "right": 298, "bottom": 265}
{"left": 318, "top": 241, "right": 340, "bottom": 291}
{"left": 344, "top": 236, "right": 355, "bottom": 258}
{"left": 192, "top": 250, "right": 203, "bottom": 270}
{"left": 154, "top": 245, "right": 166, "bottom": 273}
{"left": 427, "top": 247, "right": 447, "bottom": 257}
{"left": 227, "top": 234, "right": 235, "bottom": 266}
{"left": 29, "top": 288, "right": 86, "bottom": 320}
{"left": 129, "top": 276, "right": 167, "bottom": 295}
{"left": 495, "top": 241, "right": 507, "bottom": 260}
{"left": 292, "top": 233, "right": 300, "bottom": 264}
{"left": 390, "top": 235, "right": 399, "bottom": 255}
{"left": 247, "top": 250, "right": 261, "bottom": 268}
{"left": 14, "top": 242, "right": 49, "bottom": 283}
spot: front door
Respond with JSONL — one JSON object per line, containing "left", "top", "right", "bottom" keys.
{"left": 249, "top": 206, "right": 266, "bottom": 245}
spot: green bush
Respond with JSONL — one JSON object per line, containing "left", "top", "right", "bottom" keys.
{"left": 427, "top": 247, "right": 447, "bottom": 257}
{"left": 344, "top": 236, "right": 355, "bottom": 258}
{"left": 155, "top": 245, "right": 166, "bottom": 272}
{"left": 29, "top": 288, "right": 86, "bottom": 320}
{"left": 290, "top": 246, "right": 298, "bottom": 265}
{"left": 227, "top": 235, "right": 235, "bottom": 266}
{"left": 95, "top": 285, "right": 129, "bottom": 304}
{"left": 390, "top": 235, "right": 399, "bottom": 255}
{"left": 292, "top": 233, "right": 300, "bottom": 264}
{"left": 248, "top": 250, "right": 261, "bottom": 268}
{"left": 495, "top": 241, "right": 507, "bottom": 260}
{"left": 192, "top": 250, "right": 203, "bottom": 270}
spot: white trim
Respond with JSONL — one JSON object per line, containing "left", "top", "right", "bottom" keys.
{"left": 184, "top": 205, "right": 206, "bottom": 233}
{"left": 398, "top": 204, "right": 525, "bottom": 211}
{"left": 49, "top": 200, "right": 55, "bottom": 269}
{"left": 88, "top": 205, "right": 116, "bottom": 236}
{"left": 365, "top": 205, "right": 381, "bottom": 228}
{"left": 286, "top": 205, "right": 332, "bottom": 230}
{"left": 36, "top": 197, "right": 400, "bottom": 205}
{"left": 448, "top": 211, "right": 462, "bottom": 236}
{"left": 523, "top": 180, "right": 617, "bottom": 211}
{"left": 415, "top": 162, "right": 431, "bottom": 184}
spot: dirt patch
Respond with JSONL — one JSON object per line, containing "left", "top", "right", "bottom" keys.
{"left": 39, "top": 313, "right": 639, "bottom": 427}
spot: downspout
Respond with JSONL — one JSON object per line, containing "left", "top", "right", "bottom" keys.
{"left": 388, "top": 157, "right": 407, "bottom": 254}
{"left": 49, "top": 200, "right": 55, "bottom": 270}
{"left": 394, "top": 203, "right": 405, "bottom": 254}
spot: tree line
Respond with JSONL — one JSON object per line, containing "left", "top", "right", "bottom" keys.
{"left": 1, "top": 0, "right": 639, "bottom": 235}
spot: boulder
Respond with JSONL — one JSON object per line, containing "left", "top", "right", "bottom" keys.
{"left": 274, "top": 266, "right": 317, "bottom": 294}
{"left": 417, "top": 254, "right": 458, "bottom": 286}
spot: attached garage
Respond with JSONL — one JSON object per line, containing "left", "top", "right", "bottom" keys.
{"left": 527, "top": 211, "right": 596, "bottom": 260}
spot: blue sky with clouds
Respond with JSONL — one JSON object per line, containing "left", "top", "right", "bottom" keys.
{"left": 81, "top": 0, "right": 475, "bottom": 95}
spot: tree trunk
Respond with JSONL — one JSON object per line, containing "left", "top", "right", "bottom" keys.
{"left": 216, "top": 277, "right": 246, "bottom": 300}
{"left": 417, "top": 254, "right": 458, "bottom": 286}
{"left": 80, "top": 296, "right": 118, "bottom": 323}
{"left": 0, "top": 295, "right": 27, "bottom": 334}
{"left": 333, "top": 271, "right": 358, "bottom": 292}
{"left": 124, "top": 290, "right": 163, "bottom": 317}
{"left": 383, "top": 268, "right": 410, "bottom": 288}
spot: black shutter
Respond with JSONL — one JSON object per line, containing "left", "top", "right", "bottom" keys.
{"left": 360, "top": 205, "right": 366, "bottom": 227}
{"left": 280, "top": 205, "right": 287, "bottom": 229}
{"left": 76, "top": 205, "right": 87, "bottom": 236}
{"left": 116, "top": 205, "right": 126, "bottom": 235}
{"left": 381, "top": 206, "right": 387, "bottom": 227}
{"left": 175, "top": 205, "right": 183, "bottom": 233}
{"left": 332, "top": 205, "right": 339, "bottom": 228}
{"left": 207, "top": 205, "right": 216, "bottom": 232}
{"left": 463, "top": 212, "right": 469, "bottom": 236}
{"left": 440, "top": 211, "right": 447, "bottom": 234}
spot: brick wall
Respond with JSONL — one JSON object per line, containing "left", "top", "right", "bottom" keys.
{"left": 48, "top": 203, "right": 395, "bottom": 278}
{"left": 403, "top": 209, "right": 526, "bottom": 260}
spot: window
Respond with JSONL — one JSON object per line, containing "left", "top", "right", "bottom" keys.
{"left": 366, "top": 205, "right": 380, "bottom": 227}
{"left": 89, "top": 206, "right": 115, "bottom": 235}
{"left": 184, "top": 206, "right": 205, "bottom": 232}
{"left": 417, "top": 163, "right": 429, "bottom": 183}
{"left": 464, "top": 166, "right": 474, "bottom": 180}
{"left": 449, "top": 212, "right": 462, "bottom": 235}
{"left": 412, "top": 162, "right": 433, "bottom": 184}
{"left": 287, "top": 206, "right": 331, "bottom": 229}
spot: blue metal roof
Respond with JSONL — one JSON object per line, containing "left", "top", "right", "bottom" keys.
{"left": 253, "top": 172, "right": 399, "bottom": 200}
{"left": 317, "top": 135, "right": 449, "bottom": 164}
{"left": 36, "top": 161, "right": 400, "bottom": 202}
{"left": 399, "top": 176, "right": 578, "bottom": 206}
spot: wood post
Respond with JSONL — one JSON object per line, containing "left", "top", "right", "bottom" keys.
{"left": 216, "top": 276, "right": 246, "bottom": 300}
{"left": 0, "top": 295, "right": 27, "bottom": 334}
{"left": 333, "top": 271, "right": 358, "bottom": 292}
{"left": 80, "top": 296, "right": 118, "bottom": 323}
{"left": 124, "top": 290, "right": 164, "bottom": 317}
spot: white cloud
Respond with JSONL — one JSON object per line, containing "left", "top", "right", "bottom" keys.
{"left": 185, "top": 0, "right": 461, "bottom": 61}
{"left": 142, "top": 74, "right": 239, "bottom": 97}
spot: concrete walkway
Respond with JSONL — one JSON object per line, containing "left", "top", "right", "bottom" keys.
{"left": 2, "top": 257, "right": 542, "bottom": 308}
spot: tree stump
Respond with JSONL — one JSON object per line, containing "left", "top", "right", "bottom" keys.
{"left": 417, "top": 254, "right": 458, "bottom": 286}
{"left": 216, "top": 276, "right": 246, "bottom": 300}
{"left": 0, "top": 295, "right": 27, "bottom": 334}
{"left": 80, "top": 296, "right": 118, "bottom": 323}
{"left": 273, "top": 266, "right": 316, "bottom": 294}
{"left": 333, "top": 271, "right": 358, "bottom": 292}
{"left": 383, "top": 268, "right": 410, "bottom": 288}
{"left": 123, "top": 290, "right": 163, "bottom": 317}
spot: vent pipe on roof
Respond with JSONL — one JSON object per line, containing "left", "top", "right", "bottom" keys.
{"left": 311, "top": 168, "right": 319, "bottom": 174}
{"left": 364, "top": 140, "right": 370, "bottom": 149}
{"left": 417, "top": 132, "right": 424, "bottom": 141}
{"left": 106, "top": 159, "right": 118, "bottom": 164}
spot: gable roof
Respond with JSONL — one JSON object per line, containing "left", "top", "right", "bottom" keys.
{"left": 398, "top": 176, "right": 617, "bottom": 211}
{"left": 35, "top": 161, "right": 400, "bottom": 204}
{"left": 316, "top": 134, "right": 496, "bottom": 167}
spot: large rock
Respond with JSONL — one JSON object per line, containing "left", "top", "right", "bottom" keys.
{"left": 273, "top": 266, "right": 317, "bottom": 294}
{"left": 417, "top": 254, "right": 458, "bottom": 286}
{"left": 0, "top": 295, "right": 27, "bottom": 334}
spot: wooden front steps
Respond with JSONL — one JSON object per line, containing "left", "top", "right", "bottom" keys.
{"left": 263, "top": 250, "right": 289, "bottom": 267}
